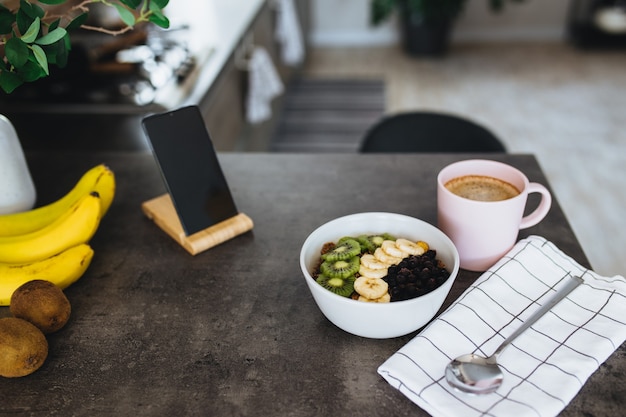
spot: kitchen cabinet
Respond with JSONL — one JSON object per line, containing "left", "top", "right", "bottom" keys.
{"left": 198, "top": 0, "right": 309, "bottom": 152}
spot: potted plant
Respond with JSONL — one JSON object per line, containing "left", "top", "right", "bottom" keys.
{"left": 0, "top": 0, "right": 169, "bottom": 94}
{"left": 370, "top": 0, "right": 524, "bottom": 56}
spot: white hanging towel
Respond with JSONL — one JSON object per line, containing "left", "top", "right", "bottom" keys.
{"left": 275, "top": 0, "right": 304, "bottom": 66}
{"left": 245, "top": 46, "right": 284, "bottom": 124}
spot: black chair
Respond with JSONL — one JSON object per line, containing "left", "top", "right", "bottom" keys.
{"left": 359, "top": 111, "right": 506, "bottom": 153}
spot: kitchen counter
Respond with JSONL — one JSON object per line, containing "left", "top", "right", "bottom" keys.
{"left": 2, "top": 151, "right": 623, "bottom": 416}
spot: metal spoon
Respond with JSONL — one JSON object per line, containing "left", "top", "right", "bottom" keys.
{"left": 445, "top": 275, "right": 584, "bottom": 395}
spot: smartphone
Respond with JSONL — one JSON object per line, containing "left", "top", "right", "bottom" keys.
{"left": 141, "top": 105, "right": 239, "bottom": 236}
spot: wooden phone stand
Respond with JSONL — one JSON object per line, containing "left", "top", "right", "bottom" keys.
{"left": 141, "top": 193, "right": 254, "bottom": 255}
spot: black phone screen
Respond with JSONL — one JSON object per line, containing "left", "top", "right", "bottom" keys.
{"left": 141, "top": 106, "right": 239, "bottom": 236}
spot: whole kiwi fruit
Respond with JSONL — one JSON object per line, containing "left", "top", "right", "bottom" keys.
{"left": 0, "top": 317, "right": 48, "bottom": 378}
{"left": 10, "top": 280, "right": 71, "bottom": 334}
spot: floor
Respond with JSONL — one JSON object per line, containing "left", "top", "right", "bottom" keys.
{"left": 301, "top": 42, "right": 626, "bottom": 277}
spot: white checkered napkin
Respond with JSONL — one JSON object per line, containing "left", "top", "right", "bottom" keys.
{"left": 378, "top": 235, "right": 626, "bottom": 417}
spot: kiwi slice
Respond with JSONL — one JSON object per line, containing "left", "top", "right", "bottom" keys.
{"left": 355, "top": 234, "right": 394, "bottom": 253}
{"left": 337, "top": 236, "right": 356, "bottom": 244}
{"left": 316, "top": 274, "right": 355, "bottom": 298}
{"left": 356, "top": 235, "right": 375, "bottom": 253}
{"left": 367, "top": 233, "right": 396, "bottom": 249}
{"left": 321, "top": 238, "right": 361, "bottom": 262}
{"left": 320, "top": 256, "right": 360, "bottom": 279}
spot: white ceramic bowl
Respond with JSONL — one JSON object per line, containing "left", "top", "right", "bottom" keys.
{"left": 300, "top": 212, "right": 460, "bottom": 339}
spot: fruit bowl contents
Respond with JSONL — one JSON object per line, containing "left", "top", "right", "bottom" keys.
{"left": 313, "top": 234, "right": 451, "bottom": 303}
{"left": 300, "top": 212, "right": 459, "bottom": 339}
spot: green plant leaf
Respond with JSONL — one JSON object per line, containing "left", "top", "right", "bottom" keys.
{"left": 148, "top": 0, "right": 169, "bottom": 28}
{"left": 19, "top": 0, "right": 45, "bottom": 19}
{"left": 19, "top": 60, "right": 46, "bottom": 82}
{"left": 5, "top": 37, "right": 29, "bottom": 67}
{"left": 16, "top": 8, "right": 34, "bottom": 35}
{"left": 44, "top": 37, "right": 69, "bottom": 67}
{"left": 49, "top": 18, "right": 61, "bottom": 31}
{"left": 120, "top": 0, "right": 142, "bottom": 9}
{"left": 30, "top": 44, "right": 48, "bottom": 75}
{"left": 19, "top": 0, "right": 35, "bottom": 18}
{"left": 113, "top": 4, "right": 136, "bottom": 27}
{"left": 148, "top": 0, "right": 163, "bottom": 13}
{"left": 152, "top": 0, "right": 170, "bottom": 8}
{"left": 63, "top": 31, "right": 72, "bottom": 52}
{"left": 0, "top": 7, "right": 14, "bottom": 34}
{"left": 148, "top": 11, "right": 169, "bottom": 29}
{"left": 37, "top": 0, "right": 69, "bottom": 4}
{"left": 0, "top": 70, "right": 24, "bottom": 94}
{"left": 67, "top": 12, "right": 88, "bottom": 30}
{"left": 35, "top": 27, "right": 66, "bottom": 45}
{"left": 21, "top": 17, "right": 40, "bottom": 43}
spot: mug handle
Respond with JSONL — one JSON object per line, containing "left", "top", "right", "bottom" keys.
{"left": 519, "top": 183, "right": 552, "bottom": 229}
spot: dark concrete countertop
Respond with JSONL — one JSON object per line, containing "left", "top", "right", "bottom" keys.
{"left": 2, "top": 152, "right": 622, "bottom": 416}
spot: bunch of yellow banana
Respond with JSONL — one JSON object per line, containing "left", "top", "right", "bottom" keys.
{"left": 0, "top": 164, "right": 115, "bottom": 237}
{"left": 0, "top": 164, "right": 115, "bottom": 305}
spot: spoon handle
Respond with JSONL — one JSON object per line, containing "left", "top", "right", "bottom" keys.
{"left": 493, "top": 275, "right": 583, "bottom": 358}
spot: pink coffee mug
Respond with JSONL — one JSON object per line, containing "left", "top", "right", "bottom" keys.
{"left": 437, "top": 159, "right": 552, "bottom": 272}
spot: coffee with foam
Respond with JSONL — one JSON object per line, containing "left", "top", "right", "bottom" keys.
{"left": 444, "top": 175, "right": 520, "bottom": 202}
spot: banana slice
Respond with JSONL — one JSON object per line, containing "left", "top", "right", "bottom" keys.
{"left": 354, "top": 276, "right": 388, "bottom": 300}
{"left": 395, "top": 238, "right": 427, "bottom": 256}
{"left": 360, "top": 253, "right": 388, "bottom": 270}
{"left": 374, "top": 247, "right": 402, "bottom": 265}
{"left": 381, "top": 240, "right": 408, "bottom": 258}
{"left": 358, "top": 293, "right": 391, "bottom": 303}
{"left": 359, "top": 264, "right": 388, "bottom": 279}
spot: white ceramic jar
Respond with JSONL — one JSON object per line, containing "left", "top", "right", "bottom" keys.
{"left": 0, "top": 115, "right": 36, "bottom": 214}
